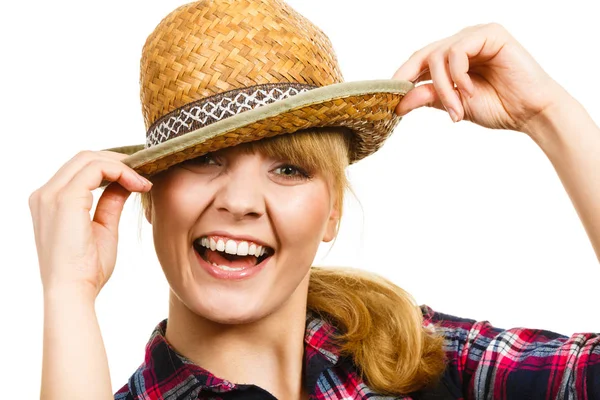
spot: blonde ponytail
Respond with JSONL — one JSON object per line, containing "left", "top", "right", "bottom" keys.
{"left": 307, "top": 267, "right": 446, "bottom": 395}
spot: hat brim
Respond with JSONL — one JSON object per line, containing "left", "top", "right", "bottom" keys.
{"left": 105, "top": 79, "right": 413, "bottom": 177}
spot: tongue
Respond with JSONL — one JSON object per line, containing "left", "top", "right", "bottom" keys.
{"left": 205, "top": 249, "right": 258, "bottom": 269}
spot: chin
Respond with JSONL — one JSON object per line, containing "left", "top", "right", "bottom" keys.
{"left": 164, "top": 250, "right": 311, "bottom": 326}
{"left": 185, "top": 286, "right": 274, "bottom": 325}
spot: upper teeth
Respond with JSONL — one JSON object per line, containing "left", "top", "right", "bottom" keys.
{"left": 199, "top": 237, "right": 267, "bottom": 257}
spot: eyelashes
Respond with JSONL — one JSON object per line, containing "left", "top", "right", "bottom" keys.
{"left": 271, "top": 165, "right": 312, "bottom": 181}
{"left": 181, "top": 154, "right": 313, "bottom": 182}
{"left": 182, "top": 154, "right": 218, "bottom": 166}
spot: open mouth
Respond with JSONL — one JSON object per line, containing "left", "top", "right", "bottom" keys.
{"left": 193, "top": 235, "right": 275, "bottom": 271}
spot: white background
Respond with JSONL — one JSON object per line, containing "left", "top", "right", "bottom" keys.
{"left": 1, "top": 0, "right": 599, "bottom": 397}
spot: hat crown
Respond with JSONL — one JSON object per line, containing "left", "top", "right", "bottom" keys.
{"left": 140, "top": 0, "right": 344, "bottom": 130}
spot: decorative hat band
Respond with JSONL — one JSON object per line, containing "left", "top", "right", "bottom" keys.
{"left": 145, "top": 82, "right": 318, "bottom": 148}
{"left": 103, "top": 0, "right": 413, "bottom": 181}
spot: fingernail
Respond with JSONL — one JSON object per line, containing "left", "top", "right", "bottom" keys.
{"left": 139, "top": 176, "right": 152, "bottom": 187}
{"left": 447, "top": 108, "right": 460, "bottom": 123}
{"left": 458, "top": 88, "right": 470, "bottom": 99}
{"left": 396, "top": 107, "right": 411, "bottom": 117}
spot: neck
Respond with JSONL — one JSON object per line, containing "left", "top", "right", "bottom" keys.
{"left": 165, "top": 275, "right": 310, "bottom": 400}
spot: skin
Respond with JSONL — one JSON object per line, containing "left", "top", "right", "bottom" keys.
{"left": 147, "top": 147, "right": 339, "bottom": 398}
{"left": 393, "top": 23, "right": 600, "bottom": 260}
{"left": 31, "top": 23, "right": 599, "bottom": 400}
{"left": 148, "top": 147, "right": 338, "bottom": 325}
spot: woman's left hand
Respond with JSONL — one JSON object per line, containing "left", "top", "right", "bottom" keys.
{"left": 393, "top": 23, "right": 566, "bottom": 135}
{"left": 393, "top": 23, "right": 600, "bottom": 263}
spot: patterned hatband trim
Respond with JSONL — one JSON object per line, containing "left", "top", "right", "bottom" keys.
{"left": 146, "top": 83, "right": 318, "bottom": 148}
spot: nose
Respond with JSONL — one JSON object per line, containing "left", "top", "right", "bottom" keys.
{"left": 213, "top": 157, "right": 265, "bottom": 221}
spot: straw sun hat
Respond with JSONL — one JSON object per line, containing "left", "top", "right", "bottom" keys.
{"left": 107, "top": 0, "right": 414, "bottom": 177}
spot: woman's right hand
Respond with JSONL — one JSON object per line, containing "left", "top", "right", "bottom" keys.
{"left": 29, "top": 150, "right": 152, "bottom": 300}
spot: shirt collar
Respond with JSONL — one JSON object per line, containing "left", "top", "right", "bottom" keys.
{"left": 129, "top": 312, "right": 342, "bottom": 397}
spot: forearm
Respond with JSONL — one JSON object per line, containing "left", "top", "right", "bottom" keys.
{"left": 41, "top": 287, "right": 113, "bottom": 400}
{"left": 524, "top": 88, "right": 600, "bottom": 262}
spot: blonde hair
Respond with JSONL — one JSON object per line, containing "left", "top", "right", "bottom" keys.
{"left": 140, "top": 127, "right": 446, "bottom": 394}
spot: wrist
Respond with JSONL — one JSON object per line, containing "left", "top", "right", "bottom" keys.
{"left": 43, "top": 283, "right": 97, "bottom": 307}
{"left": 521, "top": 86, "right": 583, "bottom": 149}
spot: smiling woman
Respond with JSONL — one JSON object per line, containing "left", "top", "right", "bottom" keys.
{"left": 143, "top": 129, "right": 348, "bottom": 289}
{"left": 28, "top": 0, "right": 600, "bottom": 399}
{"left": 144, "top": 129, "right": 344, "bottom": 327}
{"left": 139, "top": 127, "right": 445, "bottom": 394}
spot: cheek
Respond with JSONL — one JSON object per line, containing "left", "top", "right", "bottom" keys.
{"left": 151, "top": 173, "right": 213, "bottom": 256}
{"left": 271, "top": 184, "right": 332, "bottom": 251}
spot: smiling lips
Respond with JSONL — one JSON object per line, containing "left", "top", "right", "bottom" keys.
{"left": 193, "top": 235, "right": 274, "bottom": 272}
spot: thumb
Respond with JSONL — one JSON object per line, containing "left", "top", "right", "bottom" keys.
{"left": 93, "top": 182, "right": 132, "bottom": 238}
{"left": 396, "top": 83, "right": 445, "bottom": 116}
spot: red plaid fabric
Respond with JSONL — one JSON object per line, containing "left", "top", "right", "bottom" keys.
{"left": 114, "top": 306, "right": 600, "bottom": 399}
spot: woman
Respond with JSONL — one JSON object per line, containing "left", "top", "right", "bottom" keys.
{"left": 30, "top": 0, "right": 600, "bottom": 399}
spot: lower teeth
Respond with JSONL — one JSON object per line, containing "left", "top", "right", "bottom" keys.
{"left": 212, "top": 262, "right": 246, "bottom": 271}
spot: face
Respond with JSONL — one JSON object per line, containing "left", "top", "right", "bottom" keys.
{"left": 147, "top": 144, "right": 339, "bottom": 324}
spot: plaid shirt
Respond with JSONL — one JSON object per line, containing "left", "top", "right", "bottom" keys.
{"left": 114, "top": 306, "right": 600, "bottom": 399}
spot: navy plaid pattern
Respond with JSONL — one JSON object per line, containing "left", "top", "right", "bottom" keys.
{"left": 114, "top": 306, "right": 600, "bottom": 399}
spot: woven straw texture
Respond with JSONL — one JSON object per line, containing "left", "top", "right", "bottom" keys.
{"left": 141, "top": 0, "right": 343, "bottom": 130}
{"left": 105, "top": 0, "right": 412, "bottom": 178}
{"left": 136, "top": 92, "right": 402, "bottom": 175}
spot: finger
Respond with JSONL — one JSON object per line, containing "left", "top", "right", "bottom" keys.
{"left": 392, "top": 41, "right": 442, "bottom": 82}
{"left": 413, "top": 70, "right": 432, "bottom": 85}
{"left": 44, "top": 151, "right": 131, "bottom": 193}
{"left": 448, "top": 48, "right": 474, "bottom": 98}
{"left": 63, "top": 159, "right": 151, "bottom": 210}
{"left": 396, "top": 84, "right": 444, "bottom": 116}
{"left": 93, "top": 182, "right": 132, "bottom": 238}
{"left": 447, "top": 38, "right": 486, "bottom": 98}
{"left": 428, "top": 50, "right": 463, "bottom": 122}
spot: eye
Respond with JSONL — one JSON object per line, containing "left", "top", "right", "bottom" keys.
{"left": 271, "top": 164, "right": 311, "bottom": 180}
{"left": 182, "top": 154, "right": 220, "bottom": 167}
